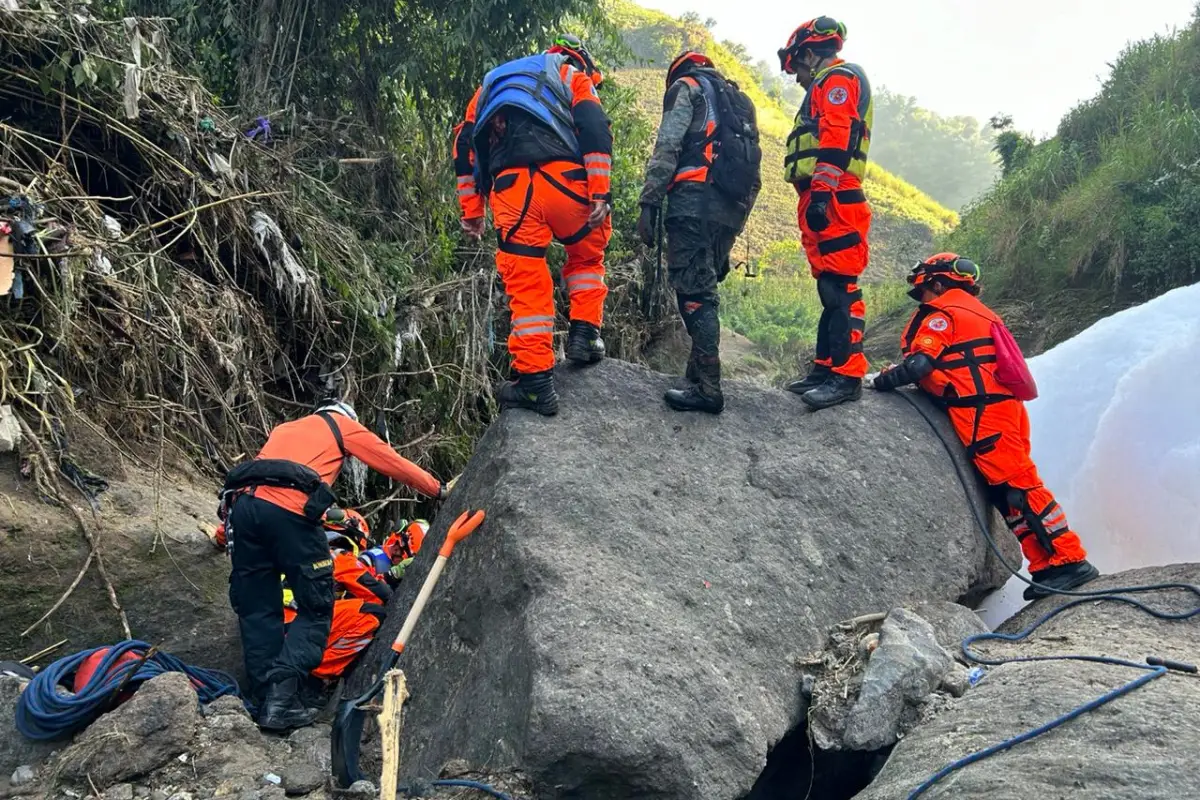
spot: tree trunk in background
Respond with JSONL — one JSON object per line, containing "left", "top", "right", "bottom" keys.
{"left": 239, "top": 0, "right": 281, "bottom": 112}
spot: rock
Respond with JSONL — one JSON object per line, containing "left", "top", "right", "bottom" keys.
{"left": 104, "top": 784, "right": 135, "bottom": 800}
{"left": 134, "top": 788, "right": 151, "bottom": 799}
{"left": 938, "top": 664, "right": 972, "bottom": 698}
{"left": 285, "top": 725, "right": 332, "bottom": 774}
{"left": 11, "top": 764, "right": 36, "bottom": 785}
{"left": 345, "top": 781, "right": 375, "bottom": 797}
{"left": 905, "top": 600, "right": 990, "bottom": 661}
{"left": 151, "top": 790, "right": 170, "bottom": 800}
{"left": 856, "top": 564, "right": 1200, "bottom": 799}
{"left": 279, "top": 762, "right": 324, "bottom": 796}
{"left": 0, "top": 404, "right": 20, "bottom": 452}
{"left": 842, "top": 608, "right": 955, "bottom": 751}
{"left": 58, "top": 673, "right": 200, "bottom": 788}
{"left": 347, "top": 360, "right": 1020, "bottom": 798}
{"left": 0, "top": 676, "right": 57, "bottom": 774}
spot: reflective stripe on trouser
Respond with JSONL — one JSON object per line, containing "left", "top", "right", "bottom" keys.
{"left": 309, "top": 599, "right": 383, "bottom": 680}
{"left": 959, "top": 399, "right": 1089, "bottom": 573}
{"left": 491, "top": 160, "right": 612, "bottom": 374}
{"left": 797, "top": 187, "right": 871, "bottom": 278}
{"left": 814, "top": 273, "right": 867, "bottom": 378}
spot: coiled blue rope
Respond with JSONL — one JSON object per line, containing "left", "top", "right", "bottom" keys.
{"left": 15, "top": 640, "right": 242, "bottom": 741}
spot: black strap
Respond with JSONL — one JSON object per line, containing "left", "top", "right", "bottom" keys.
{"left": 497, "top": 237, "right": 548, "bottom": 258}
{"left": 941, "top": 393, "right": 1012, "bottom": 409}
{"left": 556, "top": 223, "right": 593, "bottom": 245}
{"left": 966, "top": 433, "right": 1001, "bottom": 458}
{"left": 317, "top": 412, "right": 347, "bottom": 458}
{"left": 535, "top": 165, "right": 590, "bottom": 205}
{"left": 817, "top": 231, "right": 862, "bottom": 255}
{"left": 501, "top": 166, "right": 538, "bottom": 247}
{"left": 836, "top": 189, "right": 867, "bottom": 204}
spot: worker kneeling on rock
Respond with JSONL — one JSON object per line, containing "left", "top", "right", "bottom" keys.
{"left": 218, "top": 401, "right": 446, "bottom": 731}
{"left": 870, "top": 254, "right": 1100, "bottom": 598}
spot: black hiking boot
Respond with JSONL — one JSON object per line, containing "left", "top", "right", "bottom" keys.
{"left": 497, "top": 370, "right": 559, "bottom": 417}
{"left": 671, "top": 358, "right": 700, "bottom": 390}
{"left": 1023, "top": 560, "right": 1101, "bottom": 601}
{"left": 785, "top": 364, "right": 831, "bottom": 395}
{"left": 566, "top": 321, "right": 605, "bottom": 365}
{"left": 257, "top": 676, "right": 319, "bottom": 732}
{"left": 664, "top": 357, "right": 723, "bottom": 414}
{"left": 801, "top": 374, "right": 862, "bottom": 410}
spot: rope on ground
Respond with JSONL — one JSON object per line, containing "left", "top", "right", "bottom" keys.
{"left": 15, "top": 640, "right": 242, "bottom": 741}
{"left": 890, "top": 389, "right": 1200, "bottom": 799}
{"left": 431, "top": 780, "right": 515, "bottom": 800}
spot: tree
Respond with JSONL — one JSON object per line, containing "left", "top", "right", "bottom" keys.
{"left": 989, "top": 114, "right": 1034, "bottom": 178}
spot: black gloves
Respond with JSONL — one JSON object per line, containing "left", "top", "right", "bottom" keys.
{"left": 872, "top": 353, "right": 936, "bottom": 392}
{"left": 805, "top": 192, "right": 831, "bottom": 233}
{"left": 637, "top": 205, "right": 659, "bottom": 246}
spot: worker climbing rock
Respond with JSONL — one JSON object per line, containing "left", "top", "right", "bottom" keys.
{"left": 638, "top": 52, "right": 762, "bottom": 414}
{"left": 870, "top": 254, "right": 1101, "bottom": 598}
{"left": 779, "top": 17, "right": 873, "bottom": 410}
{"left": 453, "top": 34, "right": 614, "bottom": 416}
{"left": 218, "top": 400, "right": 445, "bottom": 731}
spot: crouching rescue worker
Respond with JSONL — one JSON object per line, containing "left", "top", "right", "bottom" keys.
{"left": 218, "top": 400, "right": 446, "bottom": 731}
{"left": 637, "top": 52, "right": 761, "bottom": 414}
{"left": 454, "top": 34, "right": 614, "bottom": 416}
{"left": 779, "top": 17, "right": 873, "bottom": 410}
{"left": 282, "top": 512, "right": 390, "bottom": 691}
{"left": 870, "top": 254, "right": 1101, "bottom": 598}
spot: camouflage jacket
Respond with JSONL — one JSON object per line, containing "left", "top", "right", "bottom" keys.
{"left": 638, "top": 75, "right": 749, "bottom": 230}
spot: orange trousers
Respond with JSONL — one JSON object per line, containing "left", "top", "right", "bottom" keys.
{"left": 950, "top": 399, "right": 1089, "bottom": 573}
{"left": 491, "top": 161, "right": 611, "bottom": 374}
{"left": 798, "top": 187, "right": 870, "bottom": 378}
{"left": 285, "top": 598, "right": 383, "bottom": 681}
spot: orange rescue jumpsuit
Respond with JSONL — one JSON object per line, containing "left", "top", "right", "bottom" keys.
{"left": 283, "top": 551, "right": 390, "bottom": 680}
{"left": 900, "top": 288, "right": 1089, "bottom": 573}
{"left": 787, "top": 59, "right": 872, "bottom": 378}
{"left": 453, "top": 61, "right": 613, "bottom": 375}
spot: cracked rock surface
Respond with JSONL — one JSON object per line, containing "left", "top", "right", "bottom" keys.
{"left": 348, "top": 359, "right": 1019, "bottom": 799}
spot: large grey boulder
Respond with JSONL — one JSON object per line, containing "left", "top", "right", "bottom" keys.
{"left": 0, "top": 676, "right": 57, "bottom": 775}
{"left": 855, "top": 563, "right": 1200, "bottom": 800}
{"left": 348, "top": 359, "right": 1019, "bottom": 799}
{"left": 59, "top": 672, "right": 200, "bottom": 787}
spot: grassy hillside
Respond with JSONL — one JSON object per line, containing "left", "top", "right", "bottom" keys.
{"left": 610, "top": 1, "right": 956, "bottom": 284}
{"left": 930, "top": 7, "right": 1200, "bottom": 353}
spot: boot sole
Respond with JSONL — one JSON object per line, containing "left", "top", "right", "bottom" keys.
{"left": 800, "top": 389, "right": 863, "bottom": 410}
{"left": 566, "top": 348, "right": 605, "bottom": 366}
{"left": 663, "top": 393, "right": 724, "bottom": 414}
{"left": 1023, "top": 562, "right": 1101, "bottom": 600}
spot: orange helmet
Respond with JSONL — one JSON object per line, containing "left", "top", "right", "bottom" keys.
{"left": 384, "top": 519, "right": 429, "bottom": 562}
{"left": 907, "top": 253, "right": 981, "bottom": 299}
{"left": 667, "top": 51, "right": 714, "bottom": 88}
{"left": 324, "top": 507, "right": 370, "bottom": 552}
{"left": 778, "top": 17, "right": 846, "bottom": 74}
{"left": 548, "top": 33, "right": 603, "bottom": 86}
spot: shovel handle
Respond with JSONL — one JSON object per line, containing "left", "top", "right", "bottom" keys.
{"left": 390, "top": 509, "right": 485, "bottom": 654}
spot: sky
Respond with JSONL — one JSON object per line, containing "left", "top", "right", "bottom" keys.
{"left": 638, "top": 0, "right": 1199, "bottom": 137}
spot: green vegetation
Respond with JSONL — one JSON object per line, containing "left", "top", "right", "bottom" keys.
{"left": 609, "top": 0, "right": 956, "bottom": 368}
{"left": 941, "top": 8, "right": 1200, "bottom": 349}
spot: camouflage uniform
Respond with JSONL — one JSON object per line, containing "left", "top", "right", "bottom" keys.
{"left": 640, "top": 73, "right": 759, "bottom": 399}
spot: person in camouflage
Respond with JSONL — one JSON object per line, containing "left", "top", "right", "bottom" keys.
{"left": 637, "top": 52, "right": 760, "bottom": 415}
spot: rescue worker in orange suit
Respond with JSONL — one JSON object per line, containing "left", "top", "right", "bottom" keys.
{"left": 453, "top": 34, "right": 614, "bottom": 416}
{"left": 779, "top": 17, "right": 873, "bottom": 410}
{"left": 637, "top": 52, "right": 761, "bottom": 414}
{"left": 870, "top": 254, "right": 1101, "bottom": 598}
{"left": 282, "top": 514, "right": 390, "bottom": 689}
{"left": 223, "top": 400, "right": 446, "bottom": 731}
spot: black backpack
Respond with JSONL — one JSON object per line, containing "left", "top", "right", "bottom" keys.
{"left": 696, "top": 69, "right": 762, "bottom": 212}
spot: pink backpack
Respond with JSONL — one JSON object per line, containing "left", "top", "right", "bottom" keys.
{"left": 991, "top": 320, "right": 1038, "bottom": 401}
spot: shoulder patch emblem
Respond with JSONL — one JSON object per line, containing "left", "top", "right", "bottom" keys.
{"left": 921, "top": 336, "right": 936, "bottom": 346}
{"left": 927, "top": 317, "right": 949, "bottom": 332}
{"left": 827, "top": 86, "right": 849, "bottom": 105}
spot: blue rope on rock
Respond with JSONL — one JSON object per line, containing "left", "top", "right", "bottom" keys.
{"left": 432, "top": 779, "right": 515, "bottom": 800}
{"left": 15, "top": 640, "right": 242, "bottom": 741}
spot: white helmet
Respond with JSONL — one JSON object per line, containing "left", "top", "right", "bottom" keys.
{"left": 316, "top": 400, "right": 358, "bottom": 422}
